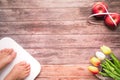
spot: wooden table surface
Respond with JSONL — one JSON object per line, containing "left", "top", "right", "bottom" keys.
{"left": 0, "top": 0, "right": 120, "bottom": 80}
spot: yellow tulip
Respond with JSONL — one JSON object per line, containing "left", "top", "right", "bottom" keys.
{"left": 100, "top": 45, "right": 112, "bottom": 55}
{"left": 90, "top": 57, "right": 101, "bottom": 66}
{"left": 88, "top": 66, "right": 99, "bottom": 74}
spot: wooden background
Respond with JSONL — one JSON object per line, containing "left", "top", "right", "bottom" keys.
{"left": 0, "top": 0, "right": 120, "bottom": 80}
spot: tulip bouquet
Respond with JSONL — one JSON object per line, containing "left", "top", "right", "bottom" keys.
{"left": 88, "top": 45, "right": 120, "bottom": 80}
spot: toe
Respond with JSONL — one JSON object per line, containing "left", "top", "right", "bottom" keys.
{"left": 26, "top": 65, "right": 31, "bottom": 71}
{"left": 8, "top": 49, "right": 14, "bottom": 55}
{"left": 25, "top": 63, "right": 30, "bottom": 67}
{"left": 25, "top": 69, "right": 30, "bottom": 76}
{"left": 11, "top": 51, "right": 16, "bottom": 58}
{"left": 9, "top": 51, "right": 16, "bottom": 61}
{"left": 0, "top": 48, "right": 13, "bottom": 55}
{"left": 0, "top": 49, "right": 7, "bottom": 54}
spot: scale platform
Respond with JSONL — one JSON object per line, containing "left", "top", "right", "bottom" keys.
{"left": 0, "top": 37, "right": 41, "bottom": 80}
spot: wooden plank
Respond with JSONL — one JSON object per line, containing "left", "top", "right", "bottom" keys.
{"left": 0, "top": 35, "right": 120, "bottom": 48}
{"left": 0, "top": 7, "right": 120, "bottom": 22}
{"left": 36, "top": 64, "right": 98, "bottom": 80}
{"left": 0, "top": 0, "right": 101, "bottom": 8}
{"left": 0, "top": 0, "right": 119, "bottom": 8}
{"left": 40, "top": 65, "right": 91, "bottom": 76}
{"left": 26, "top": 48, "right": 120, "bottom": 65}
{"left": 28, "top": 48, "right": 98, "bottom": 65}
{"left": 0, "top": 8, "right": 91, "bottom": 21}
{"left": 36, "top": 77, "right": 98, "bottom": 80}
{"left": 0, "top": 21, "right": 120, "bottom": 35}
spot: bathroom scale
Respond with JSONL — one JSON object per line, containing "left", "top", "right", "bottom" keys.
{"left": 0, "top": 37, "right": 41, "bottom": 80}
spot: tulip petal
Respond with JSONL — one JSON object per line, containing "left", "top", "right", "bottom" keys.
{"left": 90, "top": 57, "right": 101, "bottom": 66}
{"left": 96, "top": 51, "right": 106, "bottom": 60}
{"left": 88, "top": 66, "right": 99, "bottom": 74}
{"left": 100, "top": 45, "right": 112, "bottom": 55}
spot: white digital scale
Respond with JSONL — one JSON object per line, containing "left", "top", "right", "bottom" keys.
{"left": 0, "top": 37, "right": 41, "bottom": 80}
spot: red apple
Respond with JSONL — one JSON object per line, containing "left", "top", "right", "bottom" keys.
{"left": 104, "top": 13, "right": 120, "bottom": 28}
{"left": 92, "top": 2, "right": 108, "bottom": 18}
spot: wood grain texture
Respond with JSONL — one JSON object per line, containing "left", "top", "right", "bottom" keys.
{"left": 0, "top": 21, "right": 120, "bottom": 35}
{"left": 1, "top": 35, "right": 120, "bottom": 48}
{"left": 0, "top": 0, "right": 119, "bottom": 8}
{"left": 35, "top": 64, "right": 98, "bottom": 80}
{"left": 0, "top": 7, "right": 120, "bottom": 22}
{"left": 0, "top": 8, "right": 90, "bottom": 21}
{"left": 0, "top": 0, "right": 100, "bottom": 8}
{"left": 0, "top": 0, "right": 120, "bottom": 80}
{"left": 27, "top": 48, "right": 120, "bottom": 65}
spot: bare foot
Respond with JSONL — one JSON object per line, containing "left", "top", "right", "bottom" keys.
{"left": 0, "top": 48, "right": 16, "bottom": 70}
{"left": 4, "top": 61, "right": 31, "bottom": 80}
